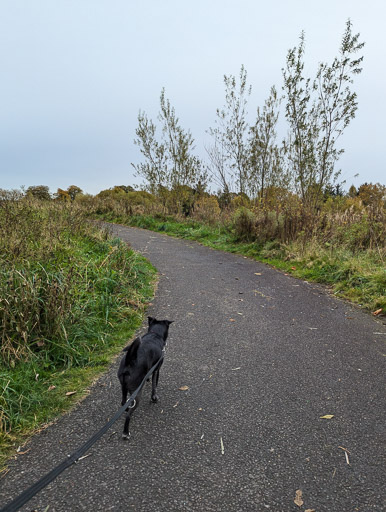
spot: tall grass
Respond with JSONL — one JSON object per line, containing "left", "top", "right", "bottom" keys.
{"left": 0, "top": 192, "right": 156, "bottom": 464}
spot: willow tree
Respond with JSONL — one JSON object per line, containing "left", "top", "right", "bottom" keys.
{"left": 132, "top": 89, "right": 205, "bottom": 195}
{"left": 208, "top": 65, "right": 251, "bottom": 195}
{"left": 283, "top": 20, "right": 364, "bottom": 211}
{"left": 248, "top": 85, "right": 282, "bottom": 202}
{"left": 132, "top": 110, "right": 167, "bottom": 194}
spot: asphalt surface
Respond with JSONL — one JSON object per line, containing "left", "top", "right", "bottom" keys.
{"left": 1, "top": 224, "right": 385, "bottom": 512}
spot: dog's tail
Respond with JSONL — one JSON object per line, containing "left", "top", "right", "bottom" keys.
{"left": 123, "top": 337, "right": 141, "bottom": 364}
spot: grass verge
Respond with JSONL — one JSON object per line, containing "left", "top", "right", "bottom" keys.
{"left": 0, "top": 215, "right": 157, "bottom": 471}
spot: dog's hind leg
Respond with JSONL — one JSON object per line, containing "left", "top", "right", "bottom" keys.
{"left": 151, "top": 369, "right": 160, "bottom": 403}
{"left": 121, "top": 382, "right": 128, "bottom": 408}
{"left": 151, "top": 359, "right": 164, "bottom": 403}
{"left": 122, "top": 393, "right": 140, "bottom": 440}
{"left": 122, "top": 408, "right": 133, "bottom": 440}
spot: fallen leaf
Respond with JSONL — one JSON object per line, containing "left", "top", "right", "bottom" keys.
{"left": 229, "top": 318, "right": 236, "bottom": 322}
{"left": 179, "top": 385, "right": 189, "bottom": 391}
{"left": 294, "top": 489, "right": 303, "bottom": 507}
{"left": 291, "top": 266, "right": 297, "bottom": 270}
{"left": 16, "top": 448, "right": 30, "bottom": 456}
{"left": 48, "top": 385, "right": 56, "bottom": 391}
{"left": 305, "top": 509, "right": 316, "bottom": 512}
{"left": 320, "top": 414, "right": 334, "bottom": 419}
{"left": 254, "top": 272, "right": 262, "bottom": 275}
{"left": 65, "top": 391, "right": 77, "bottom": 396}
{"left": 173, "top": 401, "right": 179, "bottom": 408}
{"left": 35, "top": 374, "right": 39, "bottom": 381}
{"left": 372, "top": 308, "right": 382, "bottom": 316}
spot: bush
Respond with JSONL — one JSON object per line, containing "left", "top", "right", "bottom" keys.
{"left": 192, "top": 196, "right": 221, "bottom": 224}
{"left": 232, "top": 207, "right": 256, "bottom": 241}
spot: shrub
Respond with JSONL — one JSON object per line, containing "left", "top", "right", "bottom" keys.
{"left": 192, "top": 196, "right": 221, "bottom": 224}
{"left": 232, "top": 207, "right": 256, "bottom": 241}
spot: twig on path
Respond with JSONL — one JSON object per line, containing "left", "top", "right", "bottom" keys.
{"left": 338, "top": 446, "right": 350, "bottom": 464}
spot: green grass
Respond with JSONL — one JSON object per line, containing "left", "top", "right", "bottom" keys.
{"left": 99, "top": 213, "right": 385, "bottom": 314}
{"left": 0, "top": 217, "right": 157, "bottom": 470}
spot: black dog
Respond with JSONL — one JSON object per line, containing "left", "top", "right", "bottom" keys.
{"left": 117, "top": 316, "right": 173, "bottom": 439}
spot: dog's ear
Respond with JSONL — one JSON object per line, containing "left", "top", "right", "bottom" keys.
{"left": 148, "top": 316, "right": 155, "bottom": 326}
{"left": 165, "top": 320, "right": 174, "bottom": 326}
{"left": 124, "top": 337, "right": 141, "bottom": 364}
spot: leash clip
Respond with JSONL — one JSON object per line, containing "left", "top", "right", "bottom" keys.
{"left": 128, "top": 399, "right": 136, "bottom": 409}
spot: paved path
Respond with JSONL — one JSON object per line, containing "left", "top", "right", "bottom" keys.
{"left": 1, "top": 225, "right": 385, "bottom": 512}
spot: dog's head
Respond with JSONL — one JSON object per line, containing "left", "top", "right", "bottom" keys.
{"left": 148, "top": 316, "right": 173, "bottom": 341}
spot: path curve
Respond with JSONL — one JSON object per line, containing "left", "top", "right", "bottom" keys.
{"left": 1, "top": 224, "right": 385, "bottom": 511}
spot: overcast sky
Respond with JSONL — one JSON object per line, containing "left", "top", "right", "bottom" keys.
{"left": 0, "top": 0, "right": 384, "bottom": 195}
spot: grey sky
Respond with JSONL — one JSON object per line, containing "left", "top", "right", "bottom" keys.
{"left": 0, "top": 0, "right": 384, "bottom": 195}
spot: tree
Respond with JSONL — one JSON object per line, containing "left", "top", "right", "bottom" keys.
{"left": 323, "top": 183, "right": 345, "bottom": 201}
{"left": 26, "top": 185, "right": 51, "bottom": 200}
{"left": 158, "top": 88, "right": 205, "bottom": 189}
{"left": 348, "top": 184, "right": 358, "bottom": 198}
{"left": 248, "top": 86, "right": 283, "bottom": 202}
{"left": 313, "top": 20, "right": 365, "bottom": 208}
{"left": 132, "top": 110, "right": 168, "bottom": 193}
{"left": 55, "top": 188, "right": 71, "bottom": 201}
{"left": 282, "top": 21, "right": 364, "bottom": 211}
{"left": 282, "top": 31, "right": 319, "bottom": 207}
{"left": 208, "top": 65, "right": 251, "bottom": 195}
{"left": 357, "top": 183, "right": 386, "bottom": 206}
{"left": 115, "top": 185, "right": 135, "bottom": 193}
{"left": 67, "top": 185, "right": 83, "bottom": 201}
{"left": 205, "top": 141, "right": 232, "bottom": 197}
{"left": 132, "top": 90, "right": 205, "bottom": 194}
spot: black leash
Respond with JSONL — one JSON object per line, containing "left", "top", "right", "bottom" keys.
{"left": 0, "top": 355, "right": 164, "bottom": 512}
